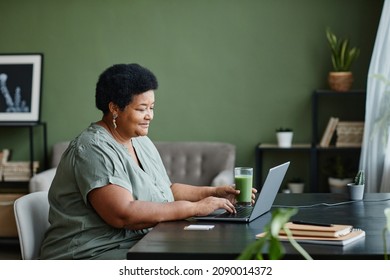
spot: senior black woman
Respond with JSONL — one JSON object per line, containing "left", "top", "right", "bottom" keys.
{"left": 40, "top": 63, "right": 255, "bottom": 259}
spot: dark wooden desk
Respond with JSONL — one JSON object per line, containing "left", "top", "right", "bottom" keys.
{"left": 127, "top": 193, "right": 390, "bottom": 260}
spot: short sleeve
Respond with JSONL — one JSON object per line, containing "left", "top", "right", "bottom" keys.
{"left": 73, "top": 139, "right": 132, "bottom": 204}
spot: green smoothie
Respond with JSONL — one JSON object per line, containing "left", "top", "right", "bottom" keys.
{"left": 235, "top": 175, "right": 252, "bottom": 205}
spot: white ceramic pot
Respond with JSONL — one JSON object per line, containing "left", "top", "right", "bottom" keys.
{"left": 328, "top": 177, "right": 353, "bottom": 193}
{"left": 288, "top": 183, "right": 304, "bottom": 193}
{"left": 347, "top": 183, "right": 364, "bottom": 200}
{"left": 276, "top": 132, "right": 293, "bottom": 148}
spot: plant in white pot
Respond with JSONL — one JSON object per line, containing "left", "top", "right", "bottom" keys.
{"left": 323, "top": 156, "right": 354, "bottom": 193}
{"left": 276, "top": 127, "right": 293, "bottom": 148}
{"left": 287, "top": 177, "right": 305, "bottom": 193}
{"left": 326, "top": 28, "right": 360, "bottom": 92}
{"left": 347, "top": 170, "right": 365, "bottom": 200}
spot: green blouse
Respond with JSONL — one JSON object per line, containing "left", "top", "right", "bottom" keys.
{"left": 40, "top": 123, "right": 173, "bottom": 259}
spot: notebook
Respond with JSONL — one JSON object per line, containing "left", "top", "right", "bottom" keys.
{"left": 257, "top": 228, "right": 366, "bottom": 246}
{"left": 195, "top": 161, "right": 290, "bottom": 223}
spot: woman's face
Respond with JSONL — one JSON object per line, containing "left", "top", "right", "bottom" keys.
{"left": 116, "top": 90, "right": 155, "bottom": 138}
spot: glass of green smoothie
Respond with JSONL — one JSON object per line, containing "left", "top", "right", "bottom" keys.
{"left": 234, "top": 167, "right": 253, "bottom": 206}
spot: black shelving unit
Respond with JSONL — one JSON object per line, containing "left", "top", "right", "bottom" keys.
{"left": 255, "top": 89, "right": 366, "bottom": 193}
{"left": 0, "top": 122, "right": 48, "bottom": 193}
{"left": 255, "top": 144, "right": 313, "bottom": 191}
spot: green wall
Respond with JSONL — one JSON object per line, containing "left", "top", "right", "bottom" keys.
{"left": 0, "top": 0, "right": 384, "bottom": 176}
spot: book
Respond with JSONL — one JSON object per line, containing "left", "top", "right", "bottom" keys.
{"left": 320, "top": 117, "right": 339, "bottom": 147}
{"left": 256, "top": 222, "right": 366, "bottom": 246}
{"left": 280, "top": 222, "right": 353, "bottom": 237}
{"left": 319, "top": 117, "right": 339, "bottom": 147}
{"left": 277, "top": 229, "right": 365, "bottom": 246}
{"left": 0, "top": 149, "right": 10, "bottom": 164}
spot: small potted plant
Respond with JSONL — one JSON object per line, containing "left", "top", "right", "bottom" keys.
{"left": 326, "top": 28, "right": 360, "bottom": 92}
{"left": 323, "top": 156, "right": 354, "bottom": 193}
{"left": 287, "top": 177, "right": 305, "bottom": 193}
{"left": 347, "top": 170, "right": 365, "bottom": 200}
{"left": 276, "top": 127, "right": 293, "bottom": 148}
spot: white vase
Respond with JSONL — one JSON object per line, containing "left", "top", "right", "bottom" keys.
{"left": 328, "top": 177, "right": 353, "bottom": 193}
{"left": 288, "top": 183, "right": 304, "bottom": 193}
{"left": 276, "top": 132, "right": 293, "bottom": 148}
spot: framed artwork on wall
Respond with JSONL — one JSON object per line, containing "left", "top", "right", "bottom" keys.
{"left": 0, "top": 53, "right": 43, "bottom": 123}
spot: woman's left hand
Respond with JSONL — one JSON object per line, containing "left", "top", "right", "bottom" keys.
{"left": 214, "top": 185, "right": 257, "bottom": 205}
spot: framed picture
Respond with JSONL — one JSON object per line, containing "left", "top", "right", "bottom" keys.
{"left": 0, "top": 53, "right": 43, "bottom": 123}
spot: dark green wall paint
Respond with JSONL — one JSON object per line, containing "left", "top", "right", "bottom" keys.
{"left": 0, "top": 1, "right": 384, "bottom": 175}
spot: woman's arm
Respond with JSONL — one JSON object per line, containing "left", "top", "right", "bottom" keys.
{"left": 88, "top": 184, "right": 236, "bottom": 230}
{"left": 170, "top": 183, "right": 239, "bottom": 202}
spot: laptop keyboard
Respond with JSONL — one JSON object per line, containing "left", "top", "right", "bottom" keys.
{"left": 215, "top": 206, "right": 253, "bottom": 218}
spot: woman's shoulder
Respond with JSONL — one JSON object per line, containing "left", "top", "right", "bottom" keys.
{"left": 70, "top": 123, "right": 112, "bottom": 148}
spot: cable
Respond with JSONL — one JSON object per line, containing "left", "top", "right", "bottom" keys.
{"left": 272, "top": 197, "right": 390, "bottom": 209}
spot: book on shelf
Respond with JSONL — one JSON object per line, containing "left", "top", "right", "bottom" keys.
{"left": 0, "top": 149, "right": 10, "bottom": 164}
{"left": 1, "top": 161, "right": 39, "bottom": 182}
{"left": 319, "top": 117, "right": 339, "bottom": 147}
{"left": 256, "top": 222, "right": 365, "bottom": 246}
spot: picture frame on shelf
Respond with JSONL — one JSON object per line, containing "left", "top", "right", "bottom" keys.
{"left": 0, "top": 53, "right": 43, "bottom": 123}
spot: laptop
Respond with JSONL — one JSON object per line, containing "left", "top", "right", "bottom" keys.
{"left": 195, "top": 161, "right": 290, "bottom": 223}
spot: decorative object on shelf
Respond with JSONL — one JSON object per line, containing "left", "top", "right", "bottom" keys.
{"left": 323, "top": 155, "right": 354, "bottom": 193}
{"left": 328, "top": 177, "right": 353, "bottom": 193}
{"left": 276, "top": 127, "right": 293, "bottom": 148}
{"left": 0, "top": 149, "right": 10, "bottom": 180}
{"left": 347, "top": 170, "right": 365, "bottom": 200}
{"left": 1, "top": 160, "right": 39, "bottom": 182}
{"left": 319, "top": 116, "right": 339, "bottom": 147}
{"left": 287, "top": 177, "right": 305, "bottom": 193}
{"left": 336, "top": 121, "right": 364, "bottom": 147}
{"left": 0, "top": 53, "right": 43, "bottom": 122}
{"left": 326, "top": 28, "right": 360, "bottom": 92}
{"left": 0, "top": 149, "right": 10, "bottom": 164}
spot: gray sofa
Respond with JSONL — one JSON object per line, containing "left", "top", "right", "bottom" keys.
{"left": 29, "top": 141, "right": 236, "bottom": 192}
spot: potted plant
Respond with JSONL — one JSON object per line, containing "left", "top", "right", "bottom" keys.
{"left": 276, "top": 127, "right": 293, "bottom": 148}
{"left": 287, "top": 177, "right": 305, "bottom": 193}
{"left": 347, "top": 170, "right": 365, "bottom": 200}
{"left": 323, "top": 156, "right": 354, "bottom": 193}
{"left": 326, "top": 28, "right": 360, "bottom": 92}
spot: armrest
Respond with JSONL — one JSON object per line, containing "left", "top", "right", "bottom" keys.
{"left": 29, "top": 168, "right": 57, "bottom": 193}
{"left": 211, "top": 169, "right": 234, "bottom": 186}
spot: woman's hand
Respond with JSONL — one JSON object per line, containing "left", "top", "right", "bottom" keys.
{"left": 214, "top": 185, "right": 258, "bottom": 205}
{"left": 249, "top": 188, "right": 258, "bottom": 205}
{"left": 214, "top": 185, "right": 239, "bottom": 204}
{"left": 193, "top": 196, "right": 236, "bottom": 216}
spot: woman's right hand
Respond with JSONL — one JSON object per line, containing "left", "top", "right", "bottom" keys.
{"left": 193, "top": 196, "right": 236, "bottom": 216}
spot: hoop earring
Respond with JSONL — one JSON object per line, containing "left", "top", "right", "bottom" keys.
{"left": 113, "top": 113, "right": 118, "bottom": 129}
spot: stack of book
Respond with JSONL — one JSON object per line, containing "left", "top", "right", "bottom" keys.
{"left": 257, "top": 221, "right": 365, "bottom": 246}
{"left": 1, "top": 161, "right": 39, "bottom": 182}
